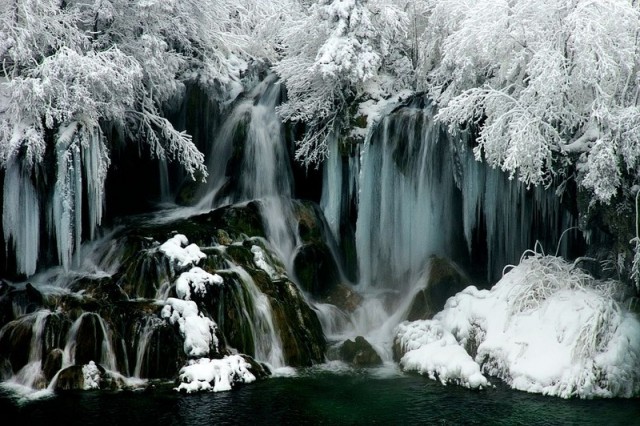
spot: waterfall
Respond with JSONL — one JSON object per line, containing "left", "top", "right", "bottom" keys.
{"left": 194, "top": 73, "right": 299, "bottom": 270}
{"left": 355, "top": 103, "right": 461, "bottom": 290}
{"left": 226, "top": 265, "right": 285, "bottom": 369}
{"left": 321, "top": 98, "right": 576, "bottom": 289}
{"left": 63, "top": 312, "right": 117, "bottom": 372}
{"left": 315, "top": 97, "right": 578, "bottom": 362}
{"left": 6, "top": 310, "right": 50, "bottom": 389}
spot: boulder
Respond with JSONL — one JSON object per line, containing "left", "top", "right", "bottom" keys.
{"left": 406, "top": 256, "right": 470, "bottom": 322}
{"left": 0, "top": 315, "right": 35, "bottom": 373}
{"left": 339, "top": 336, "right": 382, "bottom": 367}
{"left": 293, "top": 242, "right": 341, "bottom": 297}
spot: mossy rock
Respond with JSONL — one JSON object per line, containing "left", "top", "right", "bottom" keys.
{"left": 268, "top": 280, "right": 326, "bottom": 366}
{"left": 406, "top": 256, "right": 470, "bottom": 321}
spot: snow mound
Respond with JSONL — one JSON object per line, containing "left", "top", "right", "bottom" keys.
{"left": 161, "top": 298, "right": 218, "bottom": 357}
{"left": 82, "top": 361, "right": 101, "bottom": 390}
{"left": 396, "top": 320, "right": 488, "bottom": 389}
{"left": 175, "top": 356, "right": 256, "bottom": 393}
{"left": 159, "top": 234, "right": 206, "bottom": 269}
{"left": 396, "top": 253, "right": 640, "bottom": 398}
{"left": 175, "top": 267, "right": 223, "bottom": 300}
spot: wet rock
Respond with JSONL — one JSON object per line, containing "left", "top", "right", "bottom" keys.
{"left": 339, "top": 336, "right": 382, "bottom": 367}
{"left": 241, "top": 355, "right": 271, "bottom": 380}
{"left": 53, "top": 365, "right": 84, "bottom": 390}
{"left": 42, "top": 348, "right": 64, "bottom": 382}
{"left": 69, "top": 276, "right": 128, "bottom": 304}
{"left": 293, "top": 242, "right": 341, "bottom": 297}
{"left": 268, "top": 280, "right": 326, "bottom": 366}
{"left": 0, "top": 315, "right": 34, "bottom": 373}
{"left": 74, "top": 313, "right": 107, "bottom": 366}
{"left": 133, "top": 316, "right": 187, "bottom": 379}
{"left": 118, "top": 248, "right": 172, "bottom": 299}
{"left": 25, "top": 283, "right": 45, "bottom": 312}
{"left": 322, "top": 283, "right": 362, "bottom": 313}
{"left": 0, "top": 281, "right": 14, "bottom": 329}
{"left": 406, "top": 256, "right": 470, "bottom": 322}
{"left": 42, "top": 313, "right": 71, "bottom": 356}
{"left": 54, "top": 362, "right": 127, "bottom": 391}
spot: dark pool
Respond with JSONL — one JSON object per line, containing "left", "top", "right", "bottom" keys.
{"left": 1, "top": 366, "right": 638, "bottom": 425}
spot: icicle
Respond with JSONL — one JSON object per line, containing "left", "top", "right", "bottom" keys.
{"left": 320, "top": 136, "right": 342, "bottom": 241}
{"left": 51, "top": 123, "right": 80, "bottom": 271}
{"left": 81, "top": 125, "right": 110, "bottom": 240}
{"left": 2, "top": 157, "right": 40, "bottom": 276}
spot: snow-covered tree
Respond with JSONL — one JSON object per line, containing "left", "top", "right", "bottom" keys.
{"left": 274, "top": 0, "right": 409, "bottom": 165}
{"left": 414, "top": 0, "right": 640, "bottom": 205}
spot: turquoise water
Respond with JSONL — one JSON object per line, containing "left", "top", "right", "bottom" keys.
{"left": 2, "top": 367, "right": 638, "bottom": 425}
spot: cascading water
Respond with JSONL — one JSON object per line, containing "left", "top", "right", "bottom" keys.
{"left": 195, "top": 74, "right": 299, "bottom": 268}
{"left": 318, "top": 97, "right": 578, "bottom": 361}
{"left": 62, "top": 312, "right": 118, "bottom": 372}
{"left": 0, "top": 73, "right": 585, "bottom": 398}
{"left": 227, "top": 265, "right": 285, "bottom": 369}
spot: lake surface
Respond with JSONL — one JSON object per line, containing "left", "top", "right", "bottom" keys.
{"left": 1, "top": 365, "right": 638, "bottom": 425}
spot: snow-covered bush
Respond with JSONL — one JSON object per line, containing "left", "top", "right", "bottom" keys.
{"left": 396, "top": 251, "right": 640, "bottom": 398}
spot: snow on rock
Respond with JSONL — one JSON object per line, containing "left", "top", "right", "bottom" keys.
{"left": 175, "top": 356, "right": 256, "bottom": 393}
{"left": 159, "top": 234, "right": 206, "bottom": 269}
{"left": 161, "top": 298, "right": 218, "bottom": 357}
{"left": 396, "top": 320, "right": 489, "bottom": 389}
{"left": 396, "top": 253, "right": 640, "bottom": 398}
{"left": 251, "top": 245, "right": 277, "bottom": 278}
{"left": 175, "top": 267, "right": 224, "bottom": 300}
{"left": 82, "top": 361, "right": 101, "bottom": 390}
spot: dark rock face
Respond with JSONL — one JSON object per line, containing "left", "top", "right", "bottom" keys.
{"left": 0, "top": 315, "right": 35, "bottom": 373}
{"left": 42, "top": 348, "right": 63, "bottom": 382}
{"left": 74, "top": 313, "right": 107, "bottom": 366}
{"left": 293, "top": 242, "right": 341, "bottom": 297}
{"left": 406, "top": 256, "right": 470, "bottom": 322}
{"left": 339, "top": 336, "right": 382, "bottom": 367}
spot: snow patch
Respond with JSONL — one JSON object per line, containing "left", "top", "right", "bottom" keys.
{"left": 175, "top": 356, "right": 256, "bottom": 393}
{"left": 159, "top": 234, "right": 206, "bottom": 269}
{"left": 396, "top": 320, "right": 489, "bottom": 389}
{"left": 161, "top": 298, "right": 218, "bottom": 357}
{"left": 175, "top": 267, "right": 223, "bottom": 300}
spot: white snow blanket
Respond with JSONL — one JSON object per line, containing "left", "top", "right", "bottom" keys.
{"left": 175, "top": 356, "right": 256, "bottom": 393}
{"left": 396, "top": 254, "right": 640, "bottom": 398}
